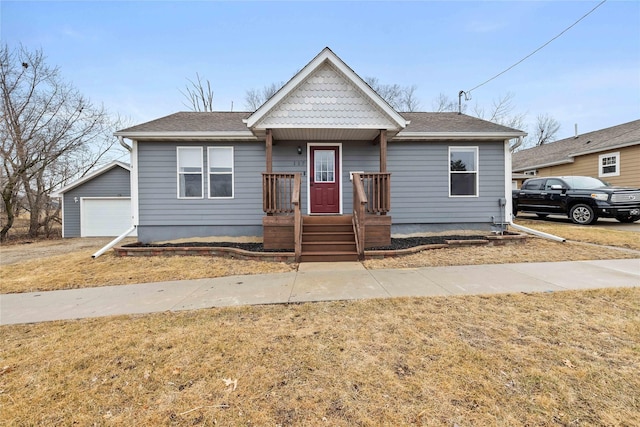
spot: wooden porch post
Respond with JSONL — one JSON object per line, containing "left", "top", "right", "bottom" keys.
{"left": 265, "top": 129, "right": 273, "bottom": 173}
{"left": 379, "top": 129, "right": 387, "bottom": 173}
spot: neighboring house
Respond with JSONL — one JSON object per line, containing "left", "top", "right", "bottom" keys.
{"left": 54, "top": 161, "right": 135, "bottom": 238}
{"left": 512, "top": 119, "right": 640, "bottom": 188}
{"left": 115, "top": 47, "right": 524, "bottom": 260}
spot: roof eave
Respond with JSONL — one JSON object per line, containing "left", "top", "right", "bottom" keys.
{"left": 569, "top": 140, "right": 640, "bottom": 157}
{"left": 53, "top": 160, "right": 131, "bottom": 195}
{"left": 392, "top": 131, "right": 526, "bottom": 141}
{"left": 512, "top": 158, "right": 574, "bottom": 172}
{"left": 114, "top": 131, "right": 259, "bottom": 141}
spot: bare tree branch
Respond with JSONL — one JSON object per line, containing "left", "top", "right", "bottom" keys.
{"left": 180, "top": 73, "right": 214, "bottom": 112}
{"left": 1, "top": 44, "right": 120, "bottom": 240}
{"left": 432, "top": 93, "right": 461, "bottom": 113}
{"left": 532, "top": 113, "right": 560, "bottom": 146}
{"left": 244, "top": 81, "right": 284, "bottom": 111}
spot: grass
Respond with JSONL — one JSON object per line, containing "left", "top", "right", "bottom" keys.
{"left": 1, "top": 216, "right": 638, "bottom": 424}
{"left": 1, "top": 288, "right": 639, "bottom": 425}
{"left": 0, "top": 249, "right": 296, "bottom": 294}
{"left": 514, "top": 218, "right": 640, "bottom": 251}
{"left": 2, "top": 219, "right": 639, "bottom": 293}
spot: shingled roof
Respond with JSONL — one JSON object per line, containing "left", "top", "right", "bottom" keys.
{"left": 116, "top": 111, "right": 524, "bottom": 139}
{"left": 512, "top": 119, "right": 640, "bottom": 171}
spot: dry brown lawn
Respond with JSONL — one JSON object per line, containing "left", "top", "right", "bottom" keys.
{"left": 1, "top": 288, "right": 638, "bottom": 425}
{"left": 514, "top": 218, "right": 640, "bottom": 251}
{"left": 2, "top": 219, "right": 639, "bottom": 294}
{"left": 2, "top": 218, "right": 639, "bottom": 425}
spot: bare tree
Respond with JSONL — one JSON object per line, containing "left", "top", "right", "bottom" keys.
{"left": 364, "top": 77, "right": 420, "bottom": 112}
{"left": 181, "top": 73, "right": 214, "bottom": 112}
{"left": 531, "top": 113, "right": 560, "bottom": 146}
{"left": 401, "top": 84, "right": 421, "bottom": 112}
{"left": 432, "top": 93, "right": 462, "bottom": 113}
{"left": 0, "top": 44, "right": 113, "bottom": 240}
{"left": 471, "top": 92, "right": 526, "bottom": 130}
{"left": 244, "top": 81, "right": 284, "bottom": 111}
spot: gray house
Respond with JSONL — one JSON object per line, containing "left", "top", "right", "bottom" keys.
{"left": 115, "top": 48, "right": 524, "bottom": 261}
{"left": 55, "top": 161, "right": 135, "bottom": 238}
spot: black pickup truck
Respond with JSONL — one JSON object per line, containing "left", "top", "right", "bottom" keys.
{"left": 513, "top": 176, "right": 640, "bottom": 225}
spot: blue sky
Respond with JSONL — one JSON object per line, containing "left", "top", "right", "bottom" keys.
{"left": 2, "top": 1, "right": 639, "bottom": 140}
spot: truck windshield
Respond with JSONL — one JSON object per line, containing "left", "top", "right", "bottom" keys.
{"left": 563, "top": 176, "right": 609, "bottom": 189}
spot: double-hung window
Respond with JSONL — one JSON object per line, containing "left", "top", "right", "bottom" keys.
{"left": 449, "top": 147, "right": 478, "bottom": 197}
{"left": 598, "top": 152, "right": 620, "bottom": 178}
{"left": 177, "top": 147, "right": 203, "bottom": 198}
{"left": 208, "top": 147, "right": 234, "bottom": 198}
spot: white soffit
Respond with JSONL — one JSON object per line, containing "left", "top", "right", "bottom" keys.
{"left": 245, "top": 48, "right": 408, "bottom": 131}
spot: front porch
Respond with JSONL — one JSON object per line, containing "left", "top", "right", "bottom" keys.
{"left": 262, "top": 171, "right": 391, "bottom": 262}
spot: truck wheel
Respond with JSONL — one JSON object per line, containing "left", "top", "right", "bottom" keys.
{"left": 615, "top": 214, "right": 640, "bottom": 223}
{"left": 570, "top": 204, "right": 597, "bottom": 225}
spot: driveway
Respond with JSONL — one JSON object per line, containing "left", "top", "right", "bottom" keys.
{"left": 516, "top": 213, "right": 640, "bottom": 232}
{"left": 0, "top": 237, "right": 137, "bottom": 266}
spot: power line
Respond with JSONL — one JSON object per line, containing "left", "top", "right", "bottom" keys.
{"left": 465, "top": 0, "right": 608, "bottom": 95}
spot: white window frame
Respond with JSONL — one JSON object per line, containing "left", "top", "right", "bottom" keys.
{"left": 449, "top": 146, "right": 479, "bottom": 198}
{"left": 598, "top": 151, "right": 620, "bottom": 178}
{"left": 177, "top": 147, "right": 203, "bottom": 199}
{"left": 207, "top": 146, "right": 234, "bottom": 199}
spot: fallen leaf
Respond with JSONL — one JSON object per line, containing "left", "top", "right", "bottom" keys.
{"left": 222, "top": 378, "right": 238, "bottom": 391}
{"left": 563, "top": 359, "right": 575, "bottom": 368}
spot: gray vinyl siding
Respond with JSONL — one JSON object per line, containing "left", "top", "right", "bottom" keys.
{"left": 388, "top": 141, "right": 506, "bottom": 225}
{"left": 63, "top": 166, "right": 130, "bottom": 237}
{"left": 136, "top": 139, "right": 506, "bottom": 241}
{"left": 137, "top": 141, "right": 265, "bottom": 228}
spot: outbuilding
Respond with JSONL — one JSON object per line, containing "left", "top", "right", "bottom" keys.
{"left": 55, "top": 161, "right": 135, "bottom": 237}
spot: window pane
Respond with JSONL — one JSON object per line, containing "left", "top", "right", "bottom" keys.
{"left": 180, "top": 174, "right": 202, "bottom": 197}
{"left": 209, "top": 147, "right": 233, "bottom": 173}
{"left": 178, "top": 148, "right": 202, "bottom": 172}
{"left": 601, "top": 156, "right": 617, "bottom": 174}
{"left": 314, "top": 150, "right": 335, "bottom": 182}
{"left": 210, "top": 174, "right": 232, "bottom": 198}
{"left": 450, "top": 150, "right": 476, "bottom": 171}
{"left": 451, "top": 173, "right": 476, "bottom": 196}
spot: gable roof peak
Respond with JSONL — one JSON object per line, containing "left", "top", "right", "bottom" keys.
{"left": 244, "top": 47, "right": 409, "bottom": 132}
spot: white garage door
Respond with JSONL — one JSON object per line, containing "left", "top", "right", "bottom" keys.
{"left": 81, "top": 198, "right": 136, "bottom": 237}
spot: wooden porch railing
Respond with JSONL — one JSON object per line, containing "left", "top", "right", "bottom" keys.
{"left": 360, "top": 173, "right": 391, "bottom": 214}
{"left": 263, "top": 172, "right": 302, "bottom": 260}
{"left": 292, "top": 173, "right": 302, "bottom": 262}
{"left": 262, "top": 173, "right": 298, "bottom": 214}
{"left": 352, "top": 172, "right": 391, "bottom": 259}
{"left": 352, "top": 173, "right": 367, "bottom": 259}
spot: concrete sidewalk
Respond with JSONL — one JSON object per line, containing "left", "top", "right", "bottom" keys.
{"left": 1, "top": 259, "right": 638, "bottom": 325}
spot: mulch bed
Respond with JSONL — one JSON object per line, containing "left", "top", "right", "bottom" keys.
{"left": 124, "top": 235, "right": 490, "bottom": 252}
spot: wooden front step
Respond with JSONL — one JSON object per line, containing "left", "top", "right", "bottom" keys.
{"left": 300, "top": 215, "right": 358, "bottom": 262}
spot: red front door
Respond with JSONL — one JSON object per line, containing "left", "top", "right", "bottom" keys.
{"left": 310, "top": 146, "right": 340, "bottom": 214}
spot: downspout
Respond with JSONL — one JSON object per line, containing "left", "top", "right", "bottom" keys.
{"left": 118, "top": 136, "right": 132, "bottom": 152}
{"left": 92, "top": 225, "right": 136, "bottom": 258}
{"left": 508, "top": 221, "right": 566, "bottom": 243}
{"left": 89, "top": 135, "right": 138, "bottom": 258}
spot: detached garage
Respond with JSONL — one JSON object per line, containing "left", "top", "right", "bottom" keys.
{"left": 55, "top": 161, "right": 136, "bottom": 237}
